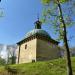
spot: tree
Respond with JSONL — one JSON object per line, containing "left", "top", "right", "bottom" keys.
{"left": 41, "top": 0, "right": 75, "bottom": 75}
{"left": 6, "top": 45, "right": 17, "bottom": 64}
{"left": 0, "top": 57, "right": 6, "bottom": 66}
{"left": 0, "top": 44, "right": 4, "bottom": 56}
{"left": 0, "top": 0, "right": 4, "bottom": 17}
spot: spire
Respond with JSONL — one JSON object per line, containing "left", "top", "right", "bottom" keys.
{"left": 34, "top": 15, "right": 42, "bottom": 29}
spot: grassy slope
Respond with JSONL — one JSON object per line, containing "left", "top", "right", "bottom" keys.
{"left": 0, "top": 57, "right": 75, "bottom": 75}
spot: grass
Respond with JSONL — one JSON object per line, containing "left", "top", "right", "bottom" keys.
{"left": 0, "top": 57, "right": 75, "bottom": 75}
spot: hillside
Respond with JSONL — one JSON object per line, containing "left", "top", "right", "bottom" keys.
{"left": 0, "top": 57, "right": 75, "bottom": 75}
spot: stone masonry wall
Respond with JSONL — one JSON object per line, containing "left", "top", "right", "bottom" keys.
{"left": 17, "top": 39, "right": 37, "bottom": 63}
{"left": 36, "top": 39, "right": 60, "bottom": 61}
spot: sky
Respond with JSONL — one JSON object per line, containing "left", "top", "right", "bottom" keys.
{"left": 0, "top": 0, "right": 75, "bottom": 47}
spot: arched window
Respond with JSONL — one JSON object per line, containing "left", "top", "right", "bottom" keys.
{"left": 25, "top": 44, "right": 27, "bottom": 49}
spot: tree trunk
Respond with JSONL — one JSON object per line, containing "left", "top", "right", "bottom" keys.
{"left": 57, "top": 0, "right": 73, "bottom": 75}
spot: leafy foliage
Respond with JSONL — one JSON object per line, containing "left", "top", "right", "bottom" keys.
{"left": 41, "top": 0, "right": 75, "bottom": 41}
{"left": 41, "top": 0, "right": 50, "bottom": 5}
{"left": 41, "top": 0, "right": 70, "bottom": 4}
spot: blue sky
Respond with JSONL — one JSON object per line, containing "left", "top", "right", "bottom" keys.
{"left": 0, "top": 0, "right": 75, "bottom": 47}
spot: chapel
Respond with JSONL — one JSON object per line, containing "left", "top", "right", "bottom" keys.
{"left": 16, "top": 20, "right": 61, "bottom": 64}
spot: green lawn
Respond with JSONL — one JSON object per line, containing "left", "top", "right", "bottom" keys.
{"left": 0, "top": 57, "right": 75, "bottom": 75}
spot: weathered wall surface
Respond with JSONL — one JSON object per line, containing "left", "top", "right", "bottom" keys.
{"left": 36, "top": 39, "right": 60, "bottom": 61}
{"left": 17, "top": 39, "right": 37, "bottom": 63}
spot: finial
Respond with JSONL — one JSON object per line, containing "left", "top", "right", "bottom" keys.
{"left": 37, "top": 13, "right": 39, "bottom": 21}
{"left": 34, "top": 14, "right": 42, "bottom": 29}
